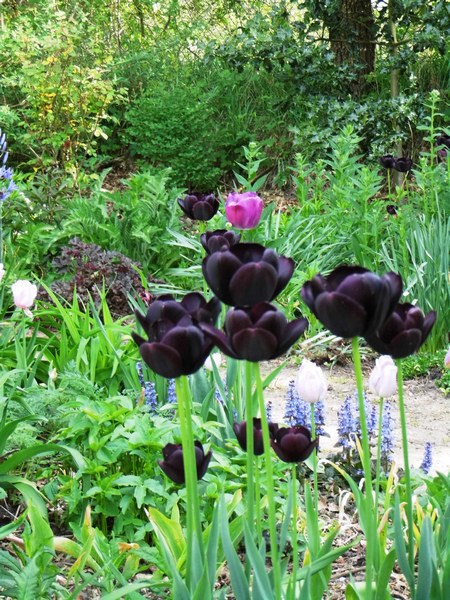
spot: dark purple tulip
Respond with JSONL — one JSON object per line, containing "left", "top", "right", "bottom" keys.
{"left": 202, "top": 243, "right": 295, "bottom": 307}
{"left": 301, "top": 266, "right": 403, "bottom": 339}
{"left": 202, "top": 302, "right": 308, "bottom": 362}
{"left": 159, "top": 441, "right": 212, "bottom": 484}
{"left": 200, "top": 229, "right": 241, "bottom": 254}
{"left": 365, "top": 303, "right": 436, "bottom": 359}
{"left": 435, "top": 133, "right": 450, "bottom": 149}
{"left": 271, "top": 426, "right": 318, "bottom": 463}
{"left": 379, "top": 154, "right": 396, "bottom": 169}
{"left": 394, "top": 157, "right": 413, "bottom": 173}
{"left": 386, "top": 204, "right": 397, "bottom": 216}
{"left": 132, "top": 292, "right": 221, "bottom": 378}
{"left": 233, "top": 418, "right": 279, "bottom": 455}
{"left": 177, "top": 193, "right": 219, "bottom": 221}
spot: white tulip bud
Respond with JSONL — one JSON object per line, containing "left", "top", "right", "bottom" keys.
{"left": 11, "top": 279, "right": 38, "bottom": 318}
{"left": 295, "top": 359, "right": 327, "bottom": 404}
{"left": 368, "top": 355, "right": 398, "bottom": 398}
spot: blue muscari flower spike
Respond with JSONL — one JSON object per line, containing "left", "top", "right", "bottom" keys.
{"left": 337, "top": 394, "right": 356, "bottom": 449}
{"left": 136, "top": 361, "right": 145, "bottom": 387}
{"left": 266, "top": 400, "right": 273, "bottom": 423}
{"left": 420, "top": 442, "right": 432, "bottom": 474}
{"left": 380, "top": 401, "right": 394, "bottom": 467}
{"left": 284, "top": 379, "right": 308, "bottom": 427}
{"left": 144, "top": 381, "right": 158, "bottom": 411}
{"left": 314, "top": 400, "right": 327, "bottom": 435}
{"left": 0, "top": 130, "right": 16, "bottom": 202}
{"left": 167, "top": 379, "right": 177, "bottom": 403}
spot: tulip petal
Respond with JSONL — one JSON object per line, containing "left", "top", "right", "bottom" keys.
{"left": 315, "top": 292, "right": 368, "bottom": 338}
{"left": 386, "top": 330, "right": 422, "bottom": 359}
{"left": 273, "top": 257, "right": 295, "bottom": 297}
{"left": 200, "top": 323, "right": 238, "bottom": 358}
{"left": 202, "top": 251, "right": 242, "bottom": 305}
{"left": 275, "top": 317, "right": 309, "bottom": 357}
{"left": 139, "top": 342, "right": 184, "bottom": 378}
{"left": 159, "top": 460, "right": 185, "bottom": 484}
{"left": 232, "top": 328, "right": 278, "bottom": 361}
{"left": 229, "top": 262, "right": 278, "bottom": 306}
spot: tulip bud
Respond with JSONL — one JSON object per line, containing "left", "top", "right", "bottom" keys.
{"left": 225, "top": 192, "right": 263, "bottom": 230}
{"left": 177, "top": 193, "right": 219, "bottom": 221}
{"left": 271, "top": 425, "right": 318, "bottom": 463}
{"left": 368, "top": 355, "right": 397, "bottom": 398}
{"left": 379, "top": 155, "right": 396, "bottom": 169}
{"left": 11, "top": 279, "right": 38, "bottom": 317}
{"left": 444, "top": 348, "right": 450, "bottom": 369}
{"left": 233, "top": 418, "right": 279, "bottom": 455}
{"left": 158, "top": 441, "right": 212, "bottom": 484}
{"left": 295, "top": 359, "right": 327, "bottom": 404}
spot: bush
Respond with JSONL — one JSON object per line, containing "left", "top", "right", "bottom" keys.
{"left": 124, "top": 84, "right": 221, "bottom": 190}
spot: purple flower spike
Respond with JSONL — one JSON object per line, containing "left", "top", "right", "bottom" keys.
{"left": 200, "top": 229, "right": 241, "bottom": 254}
{"left": 159, "top": 441, "right": 212, "bottom": 484}
{"left": 202, "top": 242, "right": 295, "bottom": 307}
{"left": 271, "top": 425, "right": 318, "bottom": 463}
{"left": 177, "top": 193, "right": 219, "bottom": 221}
{"left": 133, "top": 292, "right": 221, "bottom": 378}
{"left": 365, "top": 303, "right": 436, "bottom": 359}
{"left": 301, "top": 266, "right": 403, "bottom": 339}
{"left": 202, "top": 302, "right": 308, "bottom": 362}
{"left": 225, "top": 191, "right": 263, "bottom": 229}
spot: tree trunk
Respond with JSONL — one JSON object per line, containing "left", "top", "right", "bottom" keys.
{"left": 324, "top": 0, "right": 376, "bottom": 95}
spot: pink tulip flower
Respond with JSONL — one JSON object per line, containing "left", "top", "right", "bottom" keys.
{"left": 225, "top": 191, "right": 263, "bottom": 229}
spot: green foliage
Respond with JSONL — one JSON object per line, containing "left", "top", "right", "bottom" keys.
{"left": 125, "top": 84, "right": 221, "bottom": 190}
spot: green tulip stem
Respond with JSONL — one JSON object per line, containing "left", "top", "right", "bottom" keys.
{"left": 352, "top": 337, "right": 375, "bottom": 599}
{"left": 254, "top": 456, "right": 262, "bottom": 545}
{"left": 175, "top": 375, "right": 204, "bottom": 581}
{"left": 254, "top": 362, "right": 281, "bottom": 599}
{"left": 375, "top": 396, "right": 384, "bottom": 518}
{"left": 245, "top": 361, "right": 255, "bottom": 541}
{"left": 396, "top": 360, "right": 415, "bottom": 586}
{"left": 309, "top": 404, "right": 319, "bottom": 515}
{"left": 291, "top": 464, "right": 298, "bottom": 598}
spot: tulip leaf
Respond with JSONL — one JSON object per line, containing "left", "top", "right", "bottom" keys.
{"left": 243, "top": 523, "right": 273, "bottom": 600}
{"left": 219, "top": 495, "right": 250, "bottom": 600}
{"left": 393, "top": 493, "right": 415, "bottom": 592}
{"left": 375, "top": 548, "right": 396, "bottom": 600}
{"left": 416, "top": 516, "right": 433, "bottom": 600}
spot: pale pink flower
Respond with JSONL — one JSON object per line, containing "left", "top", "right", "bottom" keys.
{"left": 11, "top": 279, "right": 38, "bottom": 317}
{"left": 444, "top": 348, "right": 450, "bottom": 369}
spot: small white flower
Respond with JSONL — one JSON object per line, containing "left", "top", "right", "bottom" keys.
{"left": 295, "top": 359, "right": 327, "bottom": 404}
{"left": 204, "top": 353, "right": 222, "bottom": 372}
{"left": 0, "top": 263, "right": 5, "bottom": 283}
{"left": 11, "top": 279, "right": 38, "bottom": 318}
{"left": 369, "top": 355, "right": 398, "bottom": 398}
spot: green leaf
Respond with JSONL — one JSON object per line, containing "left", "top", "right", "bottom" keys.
{"left": 219, "top": 495, "right": 250, "bottom": 600}
{"left": 243, "top": 523, "right": 273, "bottom": 600}
{"left": 416, "top": 516, "right": 433, "bottom": 600}
{"left": 393, "top": 493, "right": 415, "bottom": 592}
{"left": 375, "top": 548, "right": 396, "bottom": 600}
{"left": 147, "top": 506, "right": 186, "bottom": 565}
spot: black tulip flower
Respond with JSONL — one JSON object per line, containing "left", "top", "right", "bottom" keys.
{"left": 365, "top": 303, "right": 436, "bottom": 359}
{"left": 201, "top": 302, "right": 308, "bottom": 362}
{"left": 200, "top": 229, "right": 241, "bottom": 254}
{"left": 386, "top": 204, "right": 397, "bottom": 216}
{"left": 379, "top": 154, "right": 396, "bottom": 169}
{"left": 233, "top": 418, "right": 279, "bottom": 455}
{"left": 202, "top": 243, "right": 295, "bottom": 307}
{"left": 435, "top": 133, "right": 450, "bottom": 149}
{"left": 394, "top": 157, "right": 413, "bottom": 173}
{"left": 159, "top": 441, "right": 212, "bottom": 484}
{"left": 132, "top": 292, "right": 221, "bottom": 378}
{"left": 177, "top": 193, "right": 219, "bottom": 221}
{"left": 301, "top": 265, "right": 403, "bottom": 339}
{"left": 271, "top": 426, "right": 318, "bottom": 463}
